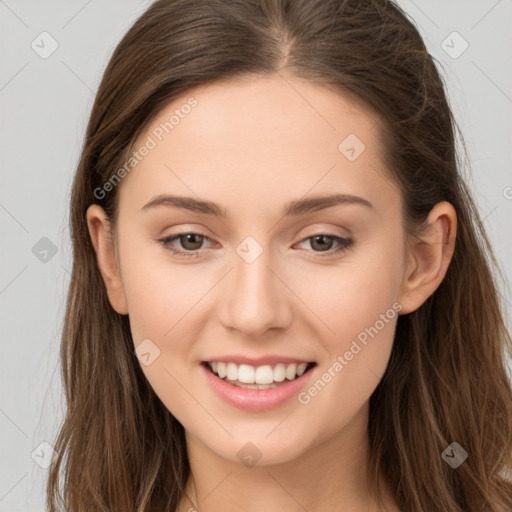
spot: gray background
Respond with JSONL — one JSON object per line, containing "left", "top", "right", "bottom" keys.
{"left": 1, "top": 1, "right": 511, "bottom": 510}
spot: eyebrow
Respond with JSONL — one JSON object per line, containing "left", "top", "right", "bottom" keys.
{"left": 141, "top": 193, "right": 374, "bottom": 217}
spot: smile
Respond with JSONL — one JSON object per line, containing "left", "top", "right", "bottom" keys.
{"left": 204, "top": 361, "right": 316, "bottom": 389}
{"left": 200, "top": 361, "right": 318, "bottom": 411}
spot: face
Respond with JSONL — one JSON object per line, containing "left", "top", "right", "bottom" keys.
{"left": 87, "top": 71, "right": 452, "bottom": 466}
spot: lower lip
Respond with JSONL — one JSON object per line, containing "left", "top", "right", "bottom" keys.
{"left": 200, "top": 362, "right": 317, "bottom": 411}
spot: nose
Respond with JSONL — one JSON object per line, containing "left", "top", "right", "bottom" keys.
{"left": 218, "top": 248, "right": 292, "bottom": 338}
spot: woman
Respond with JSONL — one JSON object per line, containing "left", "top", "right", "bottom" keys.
{"left": 47, "top": 1, "right": 512, "bottom": 510}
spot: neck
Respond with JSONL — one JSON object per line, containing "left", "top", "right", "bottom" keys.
{"left": 175, "top": 403, "right": 399, "bottom": 512}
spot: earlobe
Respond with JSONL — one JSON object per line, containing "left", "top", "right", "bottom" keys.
{"left": 398, "top": 201, "right": 457, "bottom": 315}
{"left": 86, "top": 204, "right": 129, "bottom": 315}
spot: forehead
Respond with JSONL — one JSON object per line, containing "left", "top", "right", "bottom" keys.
{"left": 117, "top": 72, "right": 394, "bottom": 218}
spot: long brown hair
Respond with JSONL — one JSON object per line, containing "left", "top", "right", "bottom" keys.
{"left": 47, "top": 0, "right": 512, "bottom": 510}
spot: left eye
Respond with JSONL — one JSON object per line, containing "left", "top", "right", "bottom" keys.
{"left": 159, "top": 232, "right": 212, "bottom": 257}
{"left": 159, "top": 232, "right": 354, "bottom": 258}
{"left": 296, "top": 233, "right": 353, "bottom": 255}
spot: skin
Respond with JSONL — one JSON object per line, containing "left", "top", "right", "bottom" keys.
{"left": 87, "top": 70, "right": 456, "bottom": 512}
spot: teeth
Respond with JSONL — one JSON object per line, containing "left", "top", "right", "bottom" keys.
{"left": 273, "top": 363, "right": 286, "bottom": 382}
{"left": 217, "top": 362, "right": 226, "bottom": 378}
{"left": 235, "top": 382, "right": 279, "bottom": 389}
{"left": 285, "top": 363, "right": 297, "bottom": 380}
{"left": 207, "top": 361, "right": 312, "bottom": 384}
{"left": 238, "top": 364, "right": 255, "bottom": 383}
{"left": 255, "top": 365, "right": 273, "bottom": 384}
{"left": 297, "top": 363, "right": 308, "bottom": 376}
{"left": 226, "top": 362, "right": 238, "bottom": 380}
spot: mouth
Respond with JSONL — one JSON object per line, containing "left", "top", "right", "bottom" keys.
{"left": 201, "top": 360, "right": 318, "bottom": 390}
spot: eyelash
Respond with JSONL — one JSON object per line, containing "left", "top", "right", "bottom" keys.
{"left": 158, "top": 232, "right": 354, "bottom": 259}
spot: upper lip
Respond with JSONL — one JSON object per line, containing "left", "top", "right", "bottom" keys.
{"left": 202, "top": 355, "right": 316, "bottom": 366}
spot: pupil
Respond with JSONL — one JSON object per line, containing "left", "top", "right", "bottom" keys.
{"left": 182, "top": 234, "right": 202, "bottom": 250}
{"left": 312, "top": 235, "right": 332, "bottom": 251}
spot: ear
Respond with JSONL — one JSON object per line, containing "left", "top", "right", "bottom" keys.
{"left": 86, "top": 204, "right": 129, "bottom": 315}
{"left": 398, "top": 201, "right": 457, "bottom": 315}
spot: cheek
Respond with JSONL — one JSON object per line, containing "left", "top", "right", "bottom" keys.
{"left": 297, "top": 234, "right": 404, "bottom": 340}
{"left": 118, "top": 243, "right": 207, "bottom": 414}
{"left": 295, "top": 241, "right": 403, "bottom": 425}
{"left": 119, "top": 235, "right": 207, "bottom": 346}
